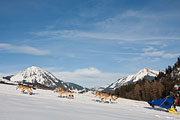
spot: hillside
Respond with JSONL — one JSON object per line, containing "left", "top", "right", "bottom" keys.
{"left": 4, "top": 66, "right": 85, "bottom": 91}
{"left": 103, "top": 68, "right": 159, "bottom": 93}
{"left": 115, "top": 57, "right": 180, "bottom": 102}
{"left": 0, "top": 84, "right": 180, "bottom": 120}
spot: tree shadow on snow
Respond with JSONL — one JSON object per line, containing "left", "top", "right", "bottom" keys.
{"left": 22, "top": 92, "right": 38, "bottom": 95}
{"left": 58, "top": 96, "right": 67, "bottom": 98}
{"left": 92, "top": 99, "right": 117, "bottom": 104}
{"left": 57, "top": 96, "right": 74, "bottom": 99}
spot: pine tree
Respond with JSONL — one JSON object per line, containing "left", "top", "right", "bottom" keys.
{"left": 166, "top": 65, "right": 172, "bottom": 74}
{"left": 115, "top": 57, "right": 180, "bottom": 104}
{"left": 134, "top": 84, "right": 141, "bottom": 100}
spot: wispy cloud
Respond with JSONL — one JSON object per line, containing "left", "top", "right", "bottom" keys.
{"left": 145, "top": 41, "right": 168, "bottom": 48}
{"left": 32, "top": 8, "right": 180, "bottom": 42}
{"left": 54, "top": 67, "right": 127, "bottom": 87}
{"left": 142, "top": 46, "right": 157, "bottom": 52}
{"left": 142, "top": 46, "right": 180, "bottom": 59}
{"left": 0, "top": 43, "right": 50, "bottom": 55}
{"left": 94, "top": 10, "right": 180, "bottom": 40}
{"left": 33, "top": 30, "right": 180, "bottom": 41}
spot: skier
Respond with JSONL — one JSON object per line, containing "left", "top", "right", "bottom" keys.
{"left": 148, "top": 85, "right": 180, "bottom": 114}
{"left": 173, "top": 84, "right": 180, "bottom": 110}
{"left": 174, "top": 84, "right": 180, "bottom": 96}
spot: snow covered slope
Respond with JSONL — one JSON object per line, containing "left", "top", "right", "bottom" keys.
{"left": 90, "top": 86, "right": 107, "bottom": 91}
{"left": 0, "top": 84, "right": 179, "bottom": 120}
{"left": 10, "top": 66, "right": 85, "bottom": 91}
{"left": 0, "top": 78, "right": 15, "bottom": 84}
{"left": 103, "top": 68, "right": 159, "bottom": 93}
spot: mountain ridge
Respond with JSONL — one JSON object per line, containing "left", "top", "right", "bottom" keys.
{"left": 9, "top": 66, "right": 85, "bottom": 91}
{"left": 103, "top": 68, "right": 159, "bottom": 93}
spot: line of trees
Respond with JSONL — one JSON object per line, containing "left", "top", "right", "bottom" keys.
{"left": 115, "top": 57, "right": 180, "bottom": 103}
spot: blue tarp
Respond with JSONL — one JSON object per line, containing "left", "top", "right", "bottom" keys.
{"left": 148, "top": 97, "right": 175, "bottom": 109}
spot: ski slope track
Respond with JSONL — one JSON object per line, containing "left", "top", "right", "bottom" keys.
{"left": 0, "top": 84, "right": 179, "bottom": 120}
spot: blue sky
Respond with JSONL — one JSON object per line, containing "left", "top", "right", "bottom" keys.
{"left": 0, "top": 0, "right": 180, "bottom": 87}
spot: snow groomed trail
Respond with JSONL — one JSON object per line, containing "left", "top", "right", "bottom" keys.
{"left": 0, "top": 84, "right": 179, "bottom": 120}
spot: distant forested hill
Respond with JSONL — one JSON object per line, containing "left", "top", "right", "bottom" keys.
{"left": 115, "top": 57, "right": 180, "bottom": 104}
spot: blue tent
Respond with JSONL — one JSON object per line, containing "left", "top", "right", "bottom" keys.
{"left": 148, "top": 97, "right": 175, "bottom": 109}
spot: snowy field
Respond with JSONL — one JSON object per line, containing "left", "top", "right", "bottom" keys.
{"left": 0, "top": 84, "right": 180, "bottom": 120}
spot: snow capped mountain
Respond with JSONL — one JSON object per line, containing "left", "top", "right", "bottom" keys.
{"left": 10, "top": 66, "right": 85, "bottom": 91}
{"left": 11, "top": 66, "right": 59, "bottom": 87}
{"left": 103, "top": 68, "right": 159, "bottom": 93}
